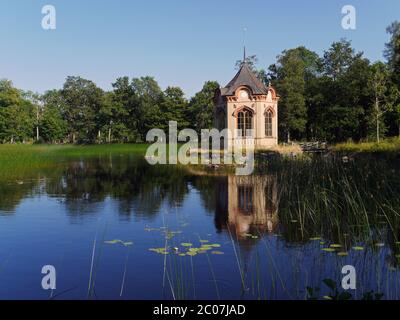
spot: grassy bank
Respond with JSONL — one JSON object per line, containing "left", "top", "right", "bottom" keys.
{"left": 0, "top": 144, "right": 149, "bottom": 177}
{"left": 332, "top": 137, "right": 400, "bottom": 154}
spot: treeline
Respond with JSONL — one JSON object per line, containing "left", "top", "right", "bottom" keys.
{"left": 265, "top": 21, "right": 400, "bottom": 143}
{"left": 0, "top": 21, "right": 399, "bottom": 144}
{"left": 0, "top": 76, "right": 218, "bottom": 144}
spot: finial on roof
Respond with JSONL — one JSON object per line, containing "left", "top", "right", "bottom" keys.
{"left": 243, "top": 27, "right": 247, "bottom": 63}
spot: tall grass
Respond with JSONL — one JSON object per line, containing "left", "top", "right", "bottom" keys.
{"left": 333, "top": 137, "right": 400, "bottom": 154}
{"left": 0, "top": 144, "right": 148, "bottom": 179}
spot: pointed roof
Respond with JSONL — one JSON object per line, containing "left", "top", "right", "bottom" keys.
{"left": 221, "top": 62, "right": 268, "bottom": 96}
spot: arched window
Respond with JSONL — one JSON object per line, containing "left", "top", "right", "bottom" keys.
{"left": 237, "top": 110, "right": 253, "bottom": 137}
{"left": 265, "top": 110, "right": 273, "bottom": 137}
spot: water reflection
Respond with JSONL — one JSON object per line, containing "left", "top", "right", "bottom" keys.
{"left": 215, "top": 175, "right": 279, "bottom": 239}
{"left": 0, "top": 154, "right": 400, "bottom": 299}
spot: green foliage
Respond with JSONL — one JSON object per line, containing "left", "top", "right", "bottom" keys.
{"left": 60, "top": 76, "right": 104, "bottom": 143}
{"left": 269, "top": 47, "right": 320, "bottom": 141}
{"left": 160, "top": 86, "right": 189, "bottom": 131}
{"left": 187, "top": 81, "right": 219, "bottom": 133}
{"left": 0, "top": 22, "right": 399, "bottom": 144}
{"left": 0, "top": 80, "right": 35, "bottom": 143}
{"left": 333, "top": 137, "right": 400, "bottom": 153}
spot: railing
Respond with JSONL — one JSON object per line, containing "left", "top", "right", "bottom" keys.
{"left": 299, "top": 141, "right": 328, "bottom": 153}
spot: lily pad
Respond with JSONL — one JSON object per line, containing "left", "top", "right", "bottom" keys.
{"left": 105, "top": 239, "right": 133, "bottom": 247}
{"left": 322, "top": 248, "right": 336, "bottom": 252}
{"left": 337, "top": 252, "right": 348, "bottom": 256}
{"left": 104, "top": 239, "right": 121, "bottom": 245}
{"left": 330, "top": 244, "right": 342, "bottom": 248}
{"left": 210, "top": 244, "right": 221, "bottom": 248}
{"left": 310, "top": 237, "right": 322, "bottom": 241}
{"left": 181, "top": 243, "right": 193, "bottom": 247}
{"left": 149, "top": 248, "right": 168, "bottom": 254}
{"left": 200, "top": 246, "right": 213, "bottom": 251}
{"left": 352, "top": 246, "right": 364, "bottom": 251}
{"left": 211, "top": 251, "right": 224, "bottom": 255}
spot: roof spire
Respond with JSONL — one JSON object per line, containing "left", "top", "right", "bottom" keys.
{"left": 243, "top": 27, "right": 247, "bottom": 63}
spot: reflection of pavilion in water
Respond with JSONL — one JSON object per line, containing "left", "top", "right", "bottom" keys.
{"left": 215, "top": 175, "right": 279, "bottom": 240}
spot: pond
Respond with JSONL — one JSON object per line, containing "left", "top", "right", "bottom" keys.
{"left": 0, "top": 153, "right": 399, "bottom": 300}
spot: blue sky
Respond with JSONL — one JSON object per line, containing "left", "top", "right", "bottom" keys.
{"left": 0, "top": 0, "right": 399, "bottom": 97}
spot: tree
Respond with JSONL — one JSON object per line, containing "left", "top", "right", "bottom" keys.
{"left": 0, "top": 80, "right": 35, "bottom": 143}
{"left": 384, "top": 21, "right": 400, "bottom": 136}
{"left": 385, "top": 21, "right": 400, "bottom": 84}
{"left": 41, "top": 90, "right": 68, "bottom": 142}
{"left": 269, "top": 47, "right": 319, "bottom": 141}
{"left": 187, "top": 81, "right": 219, "bottom": 133}
{"left": 98, "top": 91, "right": 129, "bottom": 143}
{"left": 131, "top": 76, "right": 163, "bottom": 141}
{"left": 368, "top": 62, "right": 391, "bottom": 142}
{"left": 235, "top": 54, "right": 258, "bottom": 70}
{"left": 160, "top": 86, "right": 189, "bottom": 131}
{"left": 323, "top": 39, "right": 362, "bottom": 80}
{"left": 112, "top": 77, "right": 140, "bottom": 142}
{"left": 60, "top": 76, "right": 104, "bottom": 143}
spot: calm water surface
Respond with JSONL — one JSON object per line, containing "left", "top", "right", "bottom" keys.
{"left": 0, "top": 154, "right": 399, "bottom": 300}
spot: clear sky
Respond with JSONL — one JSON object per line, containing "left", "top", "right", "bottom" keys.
{"left": 0, "top": 0, "right": 399, "bottom": 97}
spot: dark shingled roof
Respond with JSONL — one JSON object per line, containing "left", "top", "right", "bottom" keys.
{"left": 221, "top": 62, "right": 268, "bottom": 96}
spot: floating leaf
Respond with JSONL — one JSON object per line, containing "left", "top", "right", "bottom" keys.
{"left": 210, "top": 244, "right": 221, "bottom": 248}
{"left": 149, "top": 248, "right": 168, "bottom": 255}
{"left": 323, "top": 296, "right": 333, "bottom": 300}
{"left": 181, "top": 243, "right": 193, "bottom": 247}
{"left": 337, "top": 252, "right": 348, "bottom": 256}
{"left": 164, "top": 230, "right": 182, "bottom": 240}
{"left": 200, "top": 246, "right": 213, "bottom": 251}
{"left": 320, "top": 242, "right": 325, "bottom": 245}
{"left": 211, "top": 251, "right": 224, "bottom": 255}
{"left": 375, "top": 243, "right": 385, "bottom": 247}
{"left": 310, "top": 237, "right": 322, "bottom": 241}
{"left": 330, "top": 244, "right": 342, "bottom": 248}
{"left": 186, "top": 251, "right": 197, "bottom": 256}
{"left": 291, "top": 220, "right": 298, "bottom": 223}
{"left": 322, "top": 248, "right": 336, "bottom": 252}
{"left": 104, "top": 239, "right": 121, "bottom": 245}
{"left": 105, "top": 239, "right": 133, "bottom": 247}
{"left": 352, "top": 246, "right": 364, "bottom": 251}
